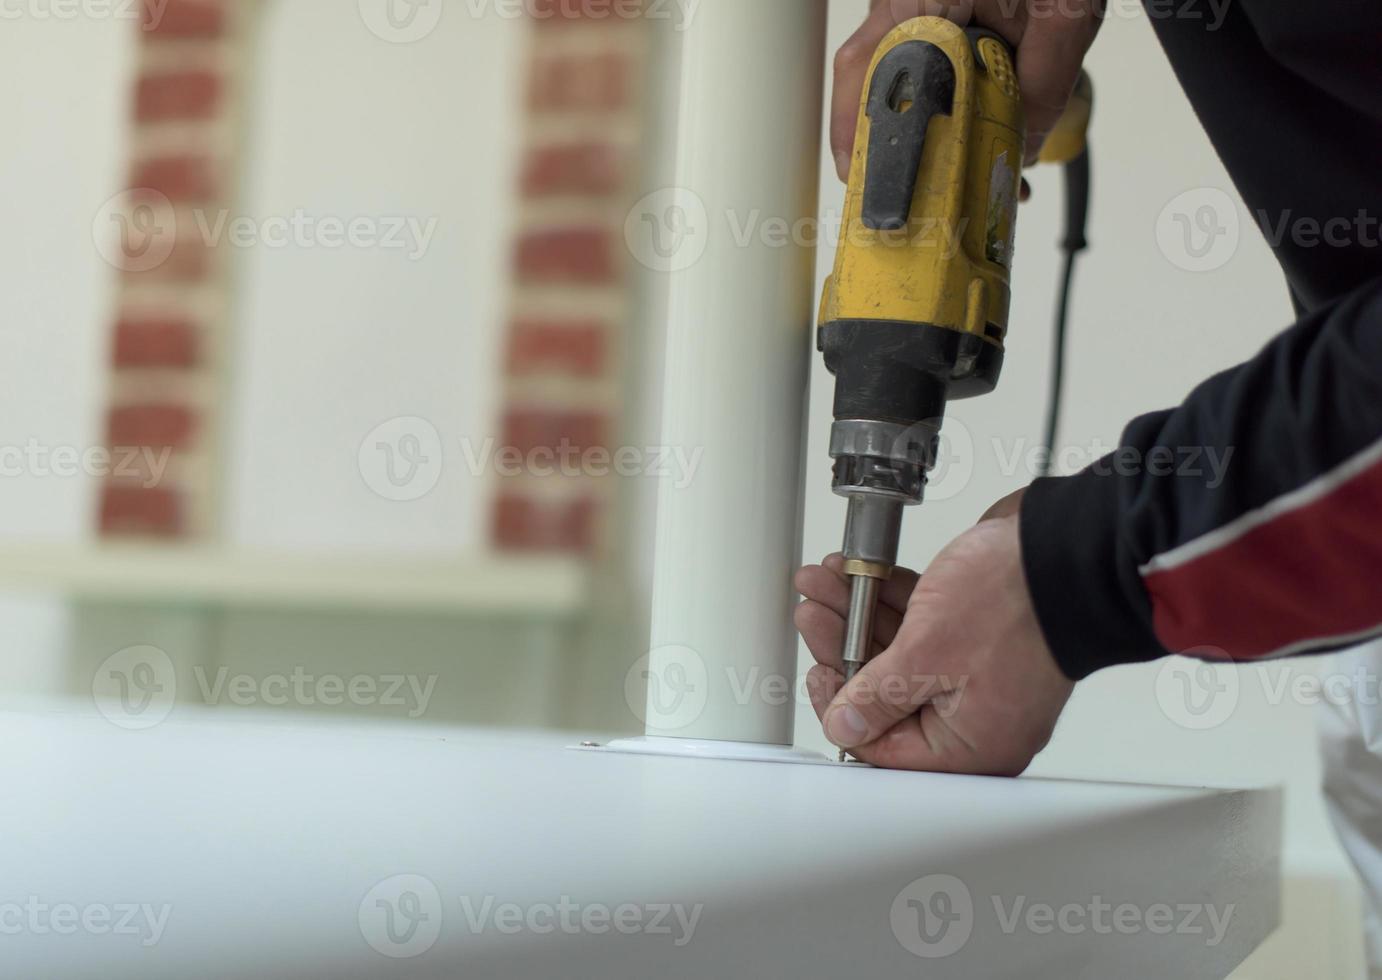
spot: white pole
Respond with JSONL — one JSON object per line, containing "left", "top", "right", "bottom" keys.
{"left": 636, "top": 0, "right": 828, "bottom": 748}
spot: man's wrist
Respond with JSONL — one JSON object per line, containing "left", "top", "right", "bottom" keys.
{"left": 1019, "top": 470, "right": 1170, "bottom": 680}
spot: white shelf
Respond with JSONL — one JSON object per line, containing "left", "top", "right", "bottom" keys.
{"left": 0, "top": 711, "right": 1283, "bottom": 979}
{"left": 0, "top": 543, "right": 588, "bottom": 616}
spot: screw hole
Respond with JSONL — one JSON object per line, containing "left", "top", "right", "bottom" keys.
{"left": 888, "top": 71, "right": 917, "bottom": 114}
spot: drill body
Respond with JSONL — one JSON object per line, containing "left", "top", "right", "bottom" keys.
{"left": 817, "top": 16, "right": 1088, "bottom": 706}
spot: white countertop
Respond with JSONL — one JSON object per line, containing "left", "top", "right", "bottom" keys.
{"left": 0, "top": 705, "right": 1281, "bottom": 978}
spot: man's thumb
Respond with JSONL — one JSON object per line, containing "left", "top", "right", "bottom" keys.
{"left": 822, "top": 634, "right": 949, "bottom": 748}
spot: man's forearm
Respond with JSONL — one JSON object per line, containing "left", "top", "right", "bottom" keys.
{"left": 1022, "top": 274, "right": 1382, "bottom": 677}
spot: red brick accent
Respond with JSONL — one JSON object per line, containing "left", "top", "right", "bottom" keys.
{"left": 515, "top": 228, "right": 616, "bottom": 284}
{"left": 107, "top": 405, "right": 197, "bottom": 450}
{"left": 529, "top": 0, "right": 644, "bottom": 23}
{"left": 99, "top": 1, "right": 243, "bottom": 543}
{"left": 99, "top": 485, "right": 183, "bottom": 537}
{"left": 124, "top": 235, "right": 212, "bottom": 281}
{"left": 507, "top": 320, "right": 607, "bottom": 377}
{"left": 112, "top": 317, "right": 199, "bottom": 369}
{"left": 529, "top": 53, "right": 630, "bottom": 113}
{"left": 522, "top": 143, "right": 626, "bottom": 197}
{"left": 503, "top": 409, "right": 608, "bottom": 455}
{"left": 131, "top": 155, "right": 217, "bottom": 203}
{"left": 135, "top": 71, "right": 221, "bottom": 123}
{"left": 141, "top": 0, "right": 225, "bottom": 37}
{"left": 494, "top": 12, "right": 648, "bottom": 555}
{"left": 494, "top": 494, "right": 598, "bottom": 553}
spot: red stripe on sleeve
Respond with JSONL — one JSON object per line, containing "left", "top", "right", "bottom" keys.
{"left": 1142, "top": 453, "right": 1382, "bottom": 660}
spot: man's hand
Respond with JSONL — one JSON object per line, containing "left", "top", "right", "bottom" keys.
{"left": 794, "top": 491, "right": 1074, "bottom": 774}
{"left": 831, "top": 0, "right": 1104, "bottom": 179}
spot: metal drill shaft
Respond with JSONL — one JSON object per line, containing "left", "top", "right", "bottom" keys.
{"left": 838, "top": 574, "right": 881, "bottom": 762}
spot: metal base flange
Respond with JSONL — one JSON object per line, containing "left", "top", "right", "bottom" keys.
{"left": 573, "top": 735, "right": 842, "bottom": 766}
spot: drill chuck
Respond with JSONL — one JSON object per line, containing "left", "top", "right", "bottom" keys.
{"left": 828, "top": 419, "right": 936, "bottom": 501}
{"left": 830, "top": 416, "right": 936, "bottom": 565}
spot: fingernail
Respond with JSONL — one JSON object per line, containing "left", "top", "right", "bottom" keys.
{"left": 825, "top": 703, "right": 868, "bottom": 748}
{"left": 834, "top": 150, "right": 851, "bottom": 181}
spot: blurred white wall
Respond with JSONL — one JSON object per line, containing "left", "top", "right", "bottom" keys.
{"left": 228, "top": 0, "right": 525, "bottom": 555}
{"left": 0, "top": 11, "right": 134, "bottom": 693}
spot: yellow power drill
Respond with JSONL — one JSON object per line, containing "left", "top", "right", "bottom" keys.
{"left": 817, "top": 16, "right": 1092, "bottom": 752}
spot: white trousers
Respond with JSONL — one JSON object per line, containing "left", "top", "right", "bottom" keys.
{"left": 1319, "top": 641, "right": 1382, "bottom": 978}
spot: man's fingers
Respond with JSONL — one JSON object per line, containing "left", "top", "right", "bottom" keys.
{"left": 1012, "top": 3, "right": 1102, "bottom": 162}
{"left": 820, "top": 620, "right": 959, "bottom": 749}
{"left": 807, "top": 668, "right": 975, "bottom": 771}
{"left": 849, "top": 707, "right": 1029, "bottom": 773}
{"left": 831, "top": 3, "right": 904, "bottom": 179}
{"left": 805, "top": 663, "right": 844, "bottom": 721}
{"left": 830, "top": 0, "right": 972, "bottom": 181}
{"left": 795, "top": 600, "right": 848, "bottom": 670}
{"left": 795, "top": 563, "right": 907, "bottom": 644}
{"left": 819, "top": 553, "right": 921, "bottom": 613}
{"left": 977, "top": 488, "right": 1025, "bottom": 523}
{"left": 793, "top": 598, "right": 893, "bottom": 670}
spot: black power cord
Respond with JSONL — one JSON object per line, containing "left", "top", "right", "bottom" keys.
{"left": 1038, "top": 149, "right": 1092, "bottom": 478}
